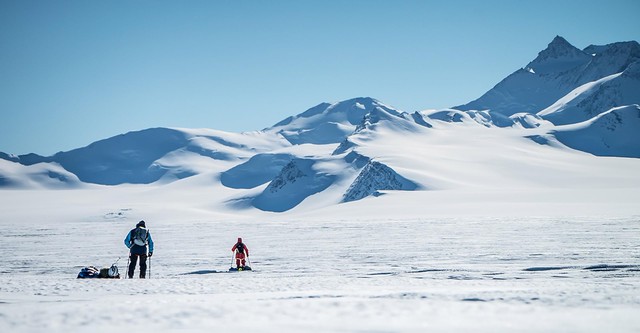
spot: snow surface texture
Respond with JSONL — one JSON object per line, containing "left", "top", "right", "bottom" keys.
{"left": 0, "top": 217, "right": 639, "bottom": 332}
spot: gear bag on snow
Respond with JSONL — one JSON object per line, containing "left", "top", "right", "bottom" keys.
{"left": 77, "top": 266, "right": 100, "bottom": 278}
{"left": 132, "top": 227, "right": 149, "bottom": 246}
{"left": 77, "top": 264, "right": 120, "bottom": 279}
{"left": 100, "top": 264, "right": 119, "bottom": 278}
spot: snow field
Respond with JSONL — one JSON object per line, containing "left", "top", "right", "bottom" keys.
{"left": 1, "top": 216, "right": 639, "bottom": 332}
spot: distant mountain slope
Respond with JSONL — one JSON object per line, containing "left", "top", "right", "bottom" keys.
{"left": 553, "top": 105, "right": 640, "bottom": 158}
{"left": 1, "top": 127, "right": 290, "bottom": 185}
{"left": 264, "top": 97, "right": 403, "bottom": 145}
{"left": 54, "top": 128, "right": 191, "bottom": 185}
{"left": 220, "top": 153, "right": 294, "bottom": 189}
{"left": 538, "top": 61, "right": 640, "bottom": 125}
{"left": 0, "top": 159, "right": 83, "bottom": 189}
{"left": 252, "top": 158, "right": 339, "bottom": 212}
{"left": 342, "top": 161, "right": 418, "bottom": 202}
{"left": 1, "top": 36, "right": 639, "bottom": 215}
{"left": 455, "top": 36, "right": 640, "bottom": 118}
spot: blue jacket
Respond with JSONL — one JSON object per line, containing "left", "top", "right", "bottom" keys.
{"left": 124, "top": 227, "right": 154, "bottom": 255}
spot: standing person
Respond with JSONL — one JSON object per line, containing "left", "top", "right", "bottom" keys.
{"left": 124, "top": 220, "right": 154, "bottom": 279}
{"left": 232, "top": 237, "right": 249, "bottom": 269}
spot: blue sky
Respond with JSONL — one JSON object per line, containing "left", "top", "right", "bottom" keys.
{"left": 1, "top": 0, "right": 639, "bottom": 155}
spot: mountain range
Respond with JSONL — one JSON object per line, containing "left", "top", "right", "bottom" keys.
{"left": 1, "top": 36, "right": 639, "bottom": 214}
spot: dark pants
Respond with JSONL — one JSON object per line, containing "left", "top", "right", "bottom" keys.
{"left": 128, "top": 253, "right": 148, "bottom": 278}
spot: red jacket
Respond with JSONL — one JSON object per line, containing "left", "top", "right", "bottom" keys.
{"left": 232, "top": 242, "right": 249, "bottom": 256}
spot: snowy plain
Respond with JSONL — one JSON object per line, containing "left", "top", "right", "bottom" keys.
{"left": 1, "top": 187, "right": 640, "bottom": 332}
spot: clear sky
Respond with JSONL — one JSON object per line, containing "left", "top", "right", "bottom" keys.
{"left": 1, "top": 0, "right": 639, "bottom": 155}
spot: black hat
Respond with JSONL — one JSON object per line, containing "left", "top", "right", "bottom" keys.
{"left": 136, "top": 220, "right": 146, "bottom": 228}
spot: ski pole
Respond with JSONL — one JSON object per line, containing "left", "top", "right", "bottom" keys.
{"left": 148, "top": 254, "right": 151, "bottom": 279}
{"left": 231, "top": 252, "right": 235, "bottom": 268}
{"left": 126, "top": 255, "right": 130, "bottom": 279}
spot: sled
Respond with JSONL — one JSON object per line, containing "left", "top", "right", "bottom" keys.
{"left": 229, "top": 266, "right": 252, "bottom": 272}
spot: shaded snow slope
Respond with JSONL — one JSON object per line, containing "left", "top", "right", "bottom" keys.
{"left": 0, "top": 159, "right": 83, "bottom": 189}
{"left": 55, "top": 128, "right": 191, "bottom": 185}
{"left": 455, "top": 36, "right": 589, "bottom": 116}
{"left": 578, "top": 40, "right": 640, "bottom": 85}
{"left": 553, "top": 105, "right": 640, "bottom": 158}
{"left": 220, "top": 153, "right": 294, "bottom": 189}
{"left": 539, "top": 61, "right": 640, "bottom": 125}
{"left": 252, "top": 158, "right": 339, "bottom": 212}
{"left": 1, "top": 128, "right": 290, "bottom": 186}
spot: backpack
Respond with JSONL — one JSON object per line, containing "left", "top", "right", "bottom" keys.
{"left": 132, "top": 227, "right": 149, "bottom": 246}
{"left": 236, "top": 242, "right": 245, "bottom": 254}
{"left": 77, "top": 266, "right": 100, "bottom": 278}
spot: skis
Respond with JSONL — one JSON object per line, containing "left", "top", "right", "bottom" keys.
{"left": 229, "top": 266, "right": 252, "bottom": 272}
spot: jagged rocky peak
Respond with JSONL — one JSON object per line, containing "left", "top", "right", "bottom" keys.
{"left": 525, "top": 35, "right": 591, "bottom": 75}
{"left": 332, "top": 138, "right": 355, "bottom": 156}
{"left": 583, "top": 44, "right": 610, "bottom": 57}
{"left": 342, "top": 160, "right": 418, "bottom": 203}
{"left": 265, "top": 159, "right": 308, "bottom": 193}
{"left": 353, "top": 104, "right": 404, "bottom": 133}
{"left": 582, "top": 40, "right": 640, "bottom": 59}
{"left": 253, "top": 158, "right": 336, "bottom": 212}
{"left": 593, "top": 40, "right": 640, "bottom": 58}
{"left": 577, "top": 41, "right": 640, "bottom": 84}
{"left": 0, "top": 152, "right": 19, "bottom": 163}
{"left": 535, "top": 36, "right": 585, "bottom": 60}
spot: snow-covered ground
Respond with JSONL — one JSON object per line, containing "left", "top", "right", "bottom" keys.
{"left": 1, "top": 212, "right": 639, "bottom": 332}
{"left": 1, "top": 35, "right": 639, "bottom": 332}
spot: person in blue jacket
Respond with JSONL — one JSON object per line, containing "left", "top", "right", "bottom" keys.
{"left": 124, "top": 220, "right": 154, "bottom": 279}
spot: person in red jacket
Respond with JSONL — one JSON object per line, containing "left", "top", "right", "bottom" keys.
{"left": 232, "top": 237, "right": 249, "bottom": 269}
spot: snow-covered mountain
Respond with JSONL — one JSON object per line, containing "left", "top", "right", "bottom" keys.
{"left": 538, "top": 60, "right": 640, "bottom": 125}
{"left": 552, "top": 104, "right": 640, "bottom": 158}
{"left": 342, "top": 161, "right": 418, "bottom": 203}
{"left": 1, "top": 36, "right": 639, "bottom": 215}
{"left": 455, "top": 36, "right": 640, "bottom": 118}
{"left": 0, "top": 128, "right": 290, "bottom": 186}
{"left": 264, "top": 97, "right": 403, "bottom": 144}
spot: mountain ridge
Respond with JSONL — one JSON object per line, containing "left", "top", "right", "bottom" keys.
{"left": 1, "top": 36, "right": 639, "bottom": 214}
{"left": 455, "top": 36, "right": 640, "bottom": 118}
